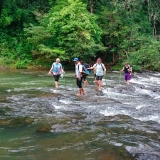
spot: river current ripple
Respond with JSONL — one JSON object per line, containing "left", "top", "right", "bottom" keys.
{"left": 0, "top": 70, "right": 160, "bottom": 160}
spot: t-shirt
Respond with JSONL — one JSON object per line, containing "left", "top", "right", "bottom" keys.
{"left": 52, "top": 62, "right": 62, "bottom": 75}
{"left": 124, "top": 65, "right": 131, "bottom": 74}
{"left": 75, "top": 63, "right": 82, "bottom": 78}
{"left": 93, "top": 63, "right": 105, "bottom": 76}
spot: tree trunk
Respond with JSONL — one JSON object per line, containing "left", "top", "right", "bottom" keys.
{"left": 153, "top": 15, "right": 157, "bottom": 37}
{"left": 102, "top": 45, "right": 112, "bottom": 62}
{"left": 90, "top": 0, "right": 94, "bottom": 14}
{"left": 147, "top": 0, "right": 151, "bottom": 22}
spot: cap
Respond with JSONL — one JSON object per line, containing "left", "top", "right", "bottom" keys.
{"left": 73, "top": 57, "right": 79, "bottom": 62}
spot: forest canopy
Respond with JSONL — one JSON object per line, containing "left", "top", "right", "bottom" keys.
{"left": 0, "top": 0, "right": 160, "bottom": 70}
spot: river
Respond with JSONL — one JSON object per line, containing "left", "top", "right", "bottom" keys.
{"left": 0, "top": 70, "right": 160, "bottom": 160}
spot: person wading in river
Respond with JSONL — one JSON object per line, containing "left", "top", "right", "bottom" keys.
{"left": 48, "top": 58, "right": 65, "bottom": 88}
{"left": 120, "top": 63, "right": 132, "bottom": 85}
{"left": 88, "top": 58, "right": 106, "bottom": 91}
{"left": 80, "top": 60, "right": 90, "bottom": 86}
{"left": 73, "top": 58, "right": 85, "bottom": 96}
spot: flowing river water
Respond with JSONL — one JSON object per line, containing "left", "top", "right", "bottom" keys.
{"left": 0, "top": 69, "right": 160, "bottom": 160}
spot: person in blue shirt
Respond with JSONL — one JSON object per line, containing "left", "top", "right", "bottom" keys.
{"left": 48, "top": 58, "right": 65, "bottom": 88}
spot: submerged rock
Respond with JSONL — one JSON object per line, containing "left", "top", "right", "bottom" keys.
{"left": 0, "top": 117, "right": 34, "bottom": 127}
{"left": 36, "top": 125, "right": 52, "bottom": 132}
{"left": 134, "top": 153, "right": 160, "bottom": 160}
{"left": 126, "top": 144, "right": 160, "bottom": 160}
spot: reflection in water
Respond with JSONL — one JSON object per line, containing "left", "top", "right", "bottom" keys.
{"left": 0, "top": 70, "right": 160, "bottom": 160}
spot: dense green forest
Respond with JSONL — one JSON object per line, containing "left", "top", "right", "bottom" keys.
{"left": 0, "top": 0, "right": 160, "bottom": 70}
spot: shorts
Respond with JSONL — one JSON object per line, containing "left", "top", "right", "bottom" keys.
{"left": 82, "top": 74, "right": 87, "bottom": 81}
{"left": 124, "top": 73, "right": 131, "bottom": 81}
{"left": 96, "top": 75, "right": 103, "bottom": 81}
{"left": 53, "top": 74, "right": 60, "bottom": 82}
{"left": 76, "top": 77, "right": 82, "bottom": 88}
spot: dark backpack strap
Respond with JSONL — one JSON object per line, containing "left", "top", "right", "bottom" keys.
{"left": 96, "top": 63, "right": 104, "bottom": 71}
{"left": 78, "top": 64, "right": 81, "bottom": 71}
{"left": 101, "top": 64, "right": 104, "bottom": 71}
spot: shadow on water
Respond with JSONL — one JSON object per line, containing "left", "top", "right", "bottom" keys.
{"left": 0, "top": 69, "right": 160, "bottom": 160}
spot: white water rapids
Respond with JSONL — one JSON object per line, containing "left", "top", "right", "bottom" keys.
{"left": 0, "top": 70, "right": 160, "bottom": 160}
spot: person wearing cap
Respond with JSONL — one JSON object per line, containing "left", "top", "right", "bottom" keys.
{"left": 73, "top": 58, "right": 85, "bottom": 96}
{"left": 48, "top": 58, "right": 65, "bottom": 88}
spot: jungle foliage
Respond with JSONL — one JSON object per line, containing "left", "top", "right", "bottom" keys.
{"left": 0, "top": 0, "right": 160, "bottom": 70}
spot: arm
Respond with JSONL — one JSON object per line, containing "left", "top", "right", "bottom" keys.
{"left": 62, "top": 68, "right": 65, "bottom": 73}
{"left": 48, "top": 64, "right": 54, "bottom": 74}
{"left": 60, "top": 64, "right": 65, "bottom": 73}
{"left": 129, "top": 67, "right": 132, "bottom": 74}
{"left": 101, "top": 63, "right": 107, "bottom": 74}
{"left": 120, "top": 67, "right": 124, "bottom": 72}
{"left": 103, "top": 65, "right": 107, "bottom": 74}
{"left": 87, "top": 67, "right": 94, "bottom": 70}
{"left": 88, "top": 64, "right": 96, "bottom": 70}
{"left": 79, "top": 65, "right": 83, "bottom": 79}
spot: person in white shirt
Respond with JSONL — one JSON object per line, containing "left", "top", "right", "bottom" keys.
{"left": 73, "top": 58, "right": 85, "bottom": 96}
{"left": 88, "top": 58, "right": 106, "bottom": 90}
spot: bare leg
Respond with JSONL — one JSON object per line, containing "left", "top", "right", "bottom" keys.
{"left": 95, "top": 80, "right": 99, "bottom": 89}
{"left": 76, "top": 89, "right": 81, "bottom": 96}
{"left": 97, "top": 80, "right": 102, "bottom": 90}
{"left": 95, "top": 80, "right": 98, "bottom": 86}
{"left": 84, "top": 80, "right": 88, "bottom": 86}
{"left": 76, "top": 88, "right": 84, "bottom": 96}
{"left": 99, "top": 80, "right": 102, "bottom": 90}
{"left": 126, "top": 80, "right": 130, "bottom": 85}
{"left": 93, "top": 76, "right": 96, "bottom": 83}
{"left": 82, "top": 85, "right": 86, "bottom": 94}
{"left": 55, "top": 81, "right": 58, "bottom": 88}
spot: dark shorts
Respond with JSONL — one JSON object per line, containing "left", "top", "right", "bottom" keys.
{"left": 82, "top": 74, "right": 87, "bottom": 81}
{"left": 96, "top": 75, "right": 103, "bottom": 81}
{"left": 76, "top": 78, "right": 82, "bottom": 88}
{"left": 124, "top": 73, "right": 131, "bottom": 81}
{"left": 53, "top": 75, "right": 60, "bottom": 82}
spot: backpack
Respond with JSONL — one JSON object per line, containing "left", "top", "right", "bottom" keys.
{"left": 82, "top": 63, "right": 90, "bottom": 75}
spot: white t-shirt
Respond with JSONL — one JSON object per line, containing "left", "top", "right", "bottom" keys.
{"left": 93, "top": 63, "right": 105, "bottom": 76}
{"left": 75, "top": 62, "right": 82, "bottom": 78}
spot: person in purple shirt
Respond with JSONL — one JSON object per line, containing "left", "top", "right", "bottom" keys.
{"left": 121, "top": 63, "right": 132, "bottom": 85}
